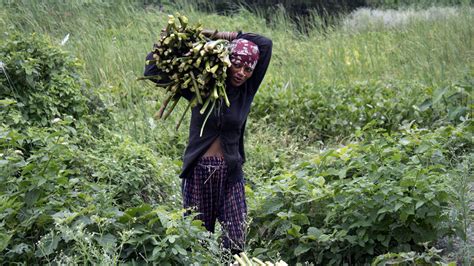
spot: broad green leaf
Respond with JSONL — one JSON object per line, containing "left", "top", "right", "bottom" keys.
{"left": 432, "top": 86, "right": 449, "bottom": 105}
{"left": 24, "top": 189, "right": 41, "bottom": 207}
{"left": 292, "top": 213, "right": 310, "bottom": 225}
{"left": 72, "top": 216, "right": 92, "bottom": 228}
{"left": 294, "top": 244, "right": 311, "bottom": 256}
{"left": 253, "top": 248, "right": 268, "bottom": 256}
{"left": 151, "top": 246, "right": 162, "bottom": 261}
{"left": 400, "top": 197, "right": 413, "bottom": 204}
{"left": 394, "top": 202, "right": 403, "bottom": 211}
{"left": 338, "top": 168, "right": 347, "bottom": 179}
{"left": 399, "top": 138, "right": 411, "bottom": 145}
{"left": 415, "top": 143, "right": 430, "bottom": 154}
{"left": 314, "top": 176, "right": 325, "bottom": 186}
{"left": 305, "top": 227, "right": 322, "bottom": 240}
{"left": 415, "top": 201, "right": 425, "bottom": 209}
{"left": 319, "top": 234, "right": 331, "bottom": 242}
{"left": 57, "top": 176, "right": 68, "bottom": 185}
{"left": 377, "top": 207, "right": 390, "bottom": 215}
{"left": 448, "top": 106, "right": 468, "bottom": 121}
{"left": 125, "top": 204, "right": 153, "bottom": 217}
{"left": 261, "top": 198, "right": 284, "bottom": 215}
{"left": 168, "top": 235, "right": 177, "bottom": 243}
{"left": 175, "top": 244, "right": 187, "bottom": 256}
{"left": 287, "top": 224, "right": 301, "bottom": 238}
{"left": 0, "top": 231, "right": 11, "bottom": 252}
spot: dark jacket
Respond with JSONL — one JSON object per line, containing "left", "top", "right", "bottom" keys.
{"left": 144, "top": 32, "right": 272, "bottom": 184}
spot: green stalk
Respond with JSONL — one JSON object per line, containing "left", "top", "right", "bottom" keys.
{"left": 162, "top": 97, "right": 179, "bottom": 120}
{"left": 190, "top": 71, "right": 203, "bottom": 104}
{"left": 176, "top": 97, "right": 196, "bottom": 131}
{"left": 233, "top": 254, "right": 246, "bottom": 266}
{"left": 199, "top": 96, "right": 212, "bottom": 114}
{"left": 218, "top": 85, "right": 230, "bottom": 107}
{"left": 199, "top": 99, "right": 215, "bottom": 137}
{"left": 156, "top": 91, "right": 174, "bottom": 119}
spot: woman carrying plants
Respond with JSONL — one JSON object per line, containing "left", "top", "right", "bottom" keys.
{"left": 144, "top": 29, "right": 272, "bottom": 254}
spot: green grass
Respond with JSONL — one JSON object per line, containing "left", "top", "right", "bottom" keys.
{"left": 1, "top": 1, "right": 471, "bottom": 146}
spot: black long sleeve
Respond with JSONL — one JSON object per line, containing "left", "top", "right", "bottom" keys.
{"left": 235, "top": 32, "right": 272, "bottom": 164}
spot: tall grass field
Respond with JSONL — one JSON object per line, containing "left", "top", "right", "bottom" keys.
{"left": 0, "top": 1, "right": 472, "bottom": 264}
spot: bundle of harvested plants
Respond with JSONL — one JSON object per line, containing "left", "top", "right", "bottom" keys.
{"left": 140, "top": 13, "right": 231, "bottom": 136}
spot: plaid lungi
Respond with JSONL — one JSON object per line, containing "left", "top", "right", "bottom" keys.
{"left": 182, "top": 156, "right": 247, "bottom": 252}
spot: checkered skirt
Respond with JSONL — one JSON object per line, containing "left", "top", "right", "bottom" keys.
{"left": 182, "top": 156, "right": 247, "bottom": 251}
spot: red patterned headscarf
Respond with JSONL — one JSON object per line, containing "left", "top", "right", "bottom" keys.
{"left": 229, "top": 39, "right": 260, "bottom": 70}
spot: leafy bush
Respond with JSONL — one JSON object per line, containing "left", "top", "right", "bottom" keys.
{"left": 371, "top": 245, "right": 446, "bottom": 265}
{"left": 248, "top": 121, "right": 473, "bottom": 265}
{"left": 81, "top": 131, "right": 180, "bottom": 208}
{"left": 0, "top": 115, "right": 94, "bottom": 261}
{"left": 0, "top": 119, "right": 199, "bottom": 263}
{"left": 37, "top": 205, "right": 221, "bottom": 265}
{"left": 0, "top": 32, "right": 88, "bottom": 128}
{"left": 252, "top": 81, "right": 472, "bottom": 141}
{"left": 0, "top": 31, "right": 205, "bottom": 264}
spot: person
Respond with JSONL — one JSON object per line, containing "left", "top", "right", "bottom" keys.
{"left": 144, "top": 30, "right": 272, "bottom": 254}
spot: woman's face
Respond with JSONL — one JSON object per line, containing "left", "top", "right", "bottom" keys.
{"left": 228, "top": 62, "right": 254, "bottom": 87}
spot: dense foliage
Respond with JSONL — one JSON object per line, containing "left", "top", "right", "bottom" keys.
{"left": 0, "top": 32, "right": 220, "bottom": 264}
{"left": 248, "top": 122, "right": 472, "bottom": 264}
{"left": 0, "top": 1, "right": 472, "bottom": 264}
{"left": 253, "top": 81, "right": 471, "bottom": 141}
{"left": 0, "top": 32, "right": 88, "bottom": 129}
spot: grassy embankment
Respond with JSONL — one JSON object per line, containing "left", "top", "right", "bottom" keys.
{"left": 2, "top": 1, "right": 471, "bottom": 144}
{"left": 0, "top": 1, "right": 472, "bottom": 264}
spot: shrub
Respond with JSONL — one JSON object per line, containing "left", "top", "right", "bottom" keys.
{"left": 37, "top": 205, "right": 221, "bottom": 265}
{"left": 0, "top": 31, "right": 192, "bottom": 264}
{"left": 252, "top": 81, "right": 472, "bottom": 142}
{"left": 0, "top": 32, "right": 88, "bottom": 128}
{"left": 81, "top": 131, "right": 180, "bottom": 208}
{"left": 371, "top": 246, "right": 448, "bottom": 265}
{"left": 248, "top": 121, "right": 473, "bottom": 264}
{"left": 0, "top": 116, "right": 93, "bottom": 262}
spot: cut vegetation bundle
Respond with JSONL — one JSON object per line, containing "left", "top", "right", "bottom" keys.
{"left": 142, "top": 13, "right": 232, "bottom": 135}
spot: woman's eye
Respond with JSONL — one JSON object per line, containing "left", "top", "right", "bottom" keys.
{"left": 244, "top": 67, "right": 253, "bottom": 73}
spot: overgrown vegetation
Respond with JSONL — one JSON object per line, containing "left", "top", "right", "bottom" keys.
{"left": 0, "top": 0, "right": 472, "bottom": 264}
{"left": 184, "top": 0, "right": 471, "bottom": 17}
{"left": 0, "top": 29, "right": 219, "bottom": 264}
{"left": 248, "top": 122, "right": 472, "bottom": 264}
